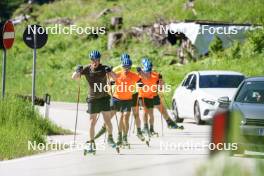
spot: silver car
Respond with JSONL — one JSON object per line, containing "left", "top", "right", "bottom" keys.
{"left": 230, "top": 77, "right": 264, "bottom": 153}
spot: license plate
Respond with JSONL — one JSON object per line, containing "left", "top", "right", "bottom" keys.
{"left": 259, "top": 128, "right": 264, "bottom": 136}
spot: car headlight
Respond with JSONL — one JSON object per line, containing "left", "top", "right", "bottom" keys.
{"left": 241, "top": 118, "right": 247, "bottom": 125}
{"left": 202, "top": 98, "right": 216, "bottom": 106}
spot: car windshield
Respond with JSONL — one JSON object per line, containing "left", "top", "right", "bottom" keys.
{"left": 199, "top": 75, "right": 244, "bottom": 88}
{"left": 235, "top": 81, "right": 264, "bottom": 104}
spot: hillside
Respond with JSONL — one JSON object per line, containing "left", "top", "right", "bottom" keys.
{"left": 1, "top": 0, "right": 264, "bottom": 104}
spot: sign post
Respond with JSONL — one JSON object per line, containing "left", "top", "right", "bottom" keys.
{"left": 23, "top": 24, "right": 48, "bottom": 106}
{"left": 0, "top": 20, "right": 15, "bottom": 98}
{"left": 2, "top": 48, "right": 6, "bottom": 98}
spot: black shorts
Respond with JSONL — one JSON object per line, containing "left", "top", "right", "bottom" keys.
{"left": 132, "top": 93, "right": 139, "bottom": 107}
{"left": 87, "top": 96, "right": 111, "bottom": 114}
{"left": 111, "top": 97, "right": 132, "bottom": 112}
{"left": 153, "top": 95, "right": 161, "bottom": 106}
{"left": 139, "top": 97, "right": 154, "bottom": 109}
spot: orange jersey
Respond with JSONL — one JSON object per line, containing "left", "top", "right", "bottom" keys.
{"left": 138, "top": 72, "right": 160, "bottom": 99}
{"left": 113, "top": 70, "right": 140, "bottom": 100}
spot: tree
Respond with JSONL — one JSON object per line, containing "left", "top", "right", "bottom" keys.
{"left": 0, "top": 0, "right": 25, "bottom": 21}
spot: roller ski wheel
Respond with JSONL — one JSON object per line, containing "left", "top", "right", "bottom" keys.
{"left": 84, "top": 149, "right": 96, "bottom": 156}
{"left": 136, "top": 133, "right": 145, "bottom": 142}
{"left": 84, "top": 141, "right": 96, "bottom": 156}
{"left": 150, "top": 131, "right": 159, "bottom": 137}
{"left": 108, "top": 137, "right": 120, "bottom": 154}
{"left": 146, "top": 140, "right": 150, "bottom": 147}
{"left": 122, "top": 142, "right": 131, "bottom": 149}
{"left": 108, "top": 143, "right": 120, "bottom": 154}
{"left": 143, "top": 133, "right": 151, "bottom": 147}
{"left": 115, "top": 146, "right": 120, "bottom": 154}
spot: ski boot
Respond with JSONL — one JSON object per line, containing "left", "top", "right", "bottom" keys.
{"left": 168, "top": 121, "right": 184, "bottom": 130}
{"left": 116, "top": 133, "right": 123, "bottom": 148}
{"left": 84, "top": 140, "right": 96, "bottom": 156}
{"left": 94, "top": 125, "right": 106, "bottom": 139}
{"left": 149, "top": 129, "right": 159, "bottom": 137}
{"left": 107, "top": 135, "right": 120, "bottom": 154}
{"left": 143, "top": 126, "right": 150, "bottom": 135}
{"left": 143, "top": 126, "right": 151, "bottom": 143}
{"left": 122, "top": 135, "right": 131, "bottom": 149}
{"left": 137, "top": 130, "right": 150, "bottom": 147}
{"left": 137, "top": 132, "right": 145, "bottom": 142}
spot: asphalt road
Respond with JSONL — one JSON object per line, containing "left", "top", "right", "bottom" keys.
{"left": 0, "top": 102, "right": 258, "bottom": 176}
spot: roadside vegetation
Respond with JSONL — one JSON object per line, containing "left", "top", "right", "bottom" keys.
{"left": 197, "top": 153, "right": 264, "bottom": 176}
{"left": 0, "top": 97, "right": 69, "bottom": 160}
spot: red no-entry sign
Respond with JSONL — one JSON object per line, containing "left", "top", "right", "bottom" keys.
{"left": 2, "top": 20, "right": 15, "bottom": 49}
{"left": 1, "top": 20, "right": 15, "bottom": 98}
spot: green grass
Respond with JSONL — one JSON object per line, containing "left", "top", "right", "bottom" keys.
{"left": 0, "top": 97, "right": 69, "bottom": 160}
{"left": 197, "top": 153, "right": 264, "bottom": 176}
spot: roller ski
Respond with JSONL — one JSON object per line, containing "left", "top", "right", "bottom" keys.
{"left": 149, "top": 130, "right": 159, "bottom": 137}
{"left": 122, "top": 135, "right": 131, "bottom": 149}
{"left": 144, "top": 125, "right": 159, "bottom": 138}
{"left": 107, "top": 135, "right": 120, "bottom": 154}
{"left": 116, "top": 132, "right": 123, "bottom": 148}
{"left": 137, "top": 130, "right": 150, "bottom": 147}
{"left": 143, "top": 126, "right": 151, "bottom": 145}
{"left": 84, "top": 141, "right": 96, "bottom": 156}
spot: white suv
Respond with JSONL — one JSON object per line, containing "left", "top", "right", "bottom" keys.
{"left": 172, "top": 71, "right": 245, "bottom": 124}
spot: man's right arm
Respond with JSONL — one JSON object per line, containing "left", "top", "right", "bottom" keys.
{"left": 72, "top": 65, "right": 83, "bottom": 80}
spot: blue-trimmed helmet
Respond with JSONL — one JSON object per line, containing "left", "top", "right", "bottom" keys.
{"left": 121, "top": 57, "right": 132, "bottom": 68}
{"left": 120, "top": 53, "right": 130, "bottom": 61}
{"left": 89, "top": 50, "right": 101, "bottom": 60}
{"left": 141, "top": 57, "right": 149, "bottom": 65}
{"left": 142, "top": 57, "right": 152, "bottom": 72}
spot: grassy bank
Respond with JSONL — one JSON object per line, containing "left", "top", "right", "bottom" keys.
{"left": 0, "top": 97, "right": 68, "bottom": 160}
{"left": 197, "top": 153, "right": 264, "bottom": 176}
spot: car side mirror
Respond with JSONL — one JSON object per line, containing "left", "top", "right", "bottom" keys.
{"left": 218, "top": 97, "right": 231, "bottom": 109}
{"left": 187, "top": 83, "right": 195, "bottom": 90}
{"left": 218, "top": 97, "right": 230, "bottom": 103}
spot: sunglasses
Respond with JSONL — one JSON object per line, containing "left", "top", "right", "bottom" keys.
{"left": 123, "top": 66, "right": 131, "bottom": 70}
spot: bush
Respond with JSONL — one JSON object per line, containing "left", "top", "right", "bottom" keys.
{"left": 209, "top": 35, "right": 223, "bottom": 54}
{"left": 248, "top": 28, "right": 264, "bottom": 54}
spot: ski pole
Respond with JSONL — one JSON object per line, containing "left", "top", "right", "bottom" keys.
{"left": 159, "top": 95, "right": 164, "bottom": 137}
{"left": 106, "top": 74, "right": 119, "bottom": 133}
{"left": 132, "top": 96, "right": 139, "bottom": 134}
{"left": 73, "top": 78, "right": 81, "bottom": 146}
{"left": 129, "top": 113, "right": 133, "bottom": 136}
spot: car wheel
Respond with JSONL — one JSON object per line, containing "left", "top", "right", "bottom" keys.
{"left": 194, "top": 102, "right": 204, "bottom": 125}
{"left": 172, "top": 100, "right": 184, "bottom": 123}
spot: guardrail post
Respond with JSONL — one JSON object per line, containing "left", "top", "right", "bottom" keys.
{"left": 44, "top": 93, "right": 51, "bottom": 119}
